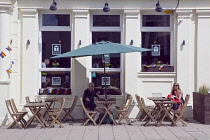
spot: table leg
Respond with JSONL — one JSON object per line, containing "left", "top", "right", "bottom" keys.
{"left": 98, "top": 104, "right": 108, "bottom": 126}
{"left": 104, "top": 104, "right": 117, "bottom": 125}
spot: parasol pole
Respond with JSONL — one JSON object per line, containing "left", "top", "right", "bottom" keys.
{"left": 102, "top": 54, "right": 107, "bottom": 100}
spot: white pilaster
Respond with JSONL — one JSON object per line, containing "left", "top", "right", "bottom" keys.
{"left": 196, "top": 10, "right": 210, "bottom": 90}
{"left": 176, "top": 10, "right": 195, "bottom": 100}
{"left": 0, "top": 2, "right": 12, "bottom": 125}
{"left": 124, "top": 10, "right": 140, "bottom": 118}
{"left": 19, "top": 9, "right": 39, "bottom": 103}
{"left": 72, "top": 10, "right": 90, "bottom": 119}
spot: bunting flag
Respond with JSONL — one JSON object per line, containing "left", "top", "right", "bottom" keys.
{"left": 56, "top": 89, "right": 60, "bottom": 94}
{"left": 6, "top": 46, "right": 12, "bottom": 51}
{"left": 6, "top": 68, "right": 13, "bottom": 73}
{"left": 0, "top": 52, "right": 6, "bottom": 58}
{"left": 64, "top": 89, "right": 68, "bottom": 94}
{"left": 48, "top": 89, "right": 53, "bottom": 93}
{"left": 39, "top": 89, "right": 44, "bottom": 94}
{"left": 11, "top": 61, "right": 14, "bottom": 65}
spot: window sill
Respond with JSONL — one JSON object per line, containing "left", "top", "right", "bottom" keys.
{"left": 0, "top": 80, "right": 10, "bottom": 84}
{"left": 137, "top": 72, "right": 176, "bottom": 78}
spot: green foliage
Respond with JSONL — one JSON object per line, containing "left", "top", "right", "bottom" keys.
{"left": 199, "top": 85, "right": 210, "bottom": 95}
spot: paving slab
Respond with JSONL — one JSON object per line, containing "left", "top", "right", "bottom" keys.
{"left": 1, "top": 119, "right": 210, "bottom": 140}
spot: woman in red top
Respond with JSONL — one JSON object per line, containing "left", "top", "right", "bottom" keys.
{"left": 171, "top": 82, "right": 183, "bottom": 110}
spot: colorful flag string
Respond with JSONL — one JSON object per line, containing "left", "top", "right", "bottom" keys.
{"left": 0, "top": 52, "right": 6, "bottom": 58}
{"left": 6, "top": 46, "right": 12, "bottom": 51}
{"left": 6, "top": 68, "right": 13, "bottom": 73}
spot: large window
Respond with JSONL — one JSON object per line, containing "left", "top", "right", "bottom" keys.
{"left": 91, "top": 13, "right": 122, "bottom": 95}
{"left": 40, "top": 13, "right": 71, "bottom": 94}
{"left": 142, "top": 32, "right": 170, "bottom": 65}
{"left": 141, "top": 14, "right": 173, "bottom": 72}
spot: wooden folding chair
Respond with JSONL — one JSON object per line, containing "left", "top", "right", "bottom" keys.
{"left": 115, "top": 94, "right": 131, "bottom": 110}
{"left": 62, "top": 95, "right": 78, "bottom": 121}
{"left": 5, "top": 100, "right": 28, "bottom": 129}
{"left": 80, "top": 98, "right": 97, "bottom": 126}
{"left": 135, "top": 94, "right": 150, "bottom": 121}
{"left": 172, "top": 94, "right": 190, "bottom": 126}
{"left": 136, "top": 95, "right": 157, "bottom": 126}
{"left": 25, "top": 96, "right": 30, "bottom": 103}
{"left": 116, "top": 95, "right": 133, "bottom": 124}
{"left": 10, "top": 99, "right": 28, "bottom": 127}
{"left": 47, "top": 97, "right": 65, "bottom": 128}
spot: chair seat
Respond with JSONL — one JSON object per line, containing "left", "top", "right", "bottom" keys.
{"left": 87, "top": 111, "right": 97, "bottom": 114}
{"left": 172, "top": 110, "right": 181, "bottom": 114}
{"left": 48, "top": 111, "right": 60, "bottom": 115}
{"left": 12, "top": 112, "right": 27, "bottom": 116}
{"left": 62, "top": 95, "right": 78, "bottom": 121}
{"left": 63, "top": 108, "right": 70, "bottom": 111}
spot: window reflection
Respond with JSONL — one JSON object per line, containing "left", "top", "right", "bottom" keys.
{"left": 92, "top": 32, "right": 121, "bottom": 68}
{"left": 141, "top": 32, "right": 170, "bottom": 65}
{"left": 41, "top": 71, "right": 71, "bottom": 89}
{"left": 42, "top": 31, "right": 71, "bottom": 68}
{"left": 42, "top": 14, "right": 70, "bottom": 26}
{"left": 93, "top": 15, "right": 120, "bottom": 27}
{"left": 92, "top": 72, "right": 121, "bottom": 95}
{"left": 142, "top": 15, "right": 170, "bottom": 27}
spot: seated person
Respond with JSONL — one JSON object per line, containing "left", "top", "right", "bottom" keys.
{"left": 83, "top": 82, "right": 103, "bottom": 113}
{"left": 170, "top": 82, "right": 183, "bottom": 110}
{"left": 41, "top": 59, "right": 51, "bottom": 88}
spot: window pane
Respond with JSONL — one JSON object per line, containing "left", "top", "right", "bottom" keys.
{"left": 41, "top": 71, "right": 71, "bottom": 89}
{"left": 42, "top": 31, "right": 71, "bottom": 68}
{"left": 92, "top": 32, "right": 121, "bottom": 68}
{"left": 93, "top": 15, "right": 120, "bottom": 27}
{"left": 42, "top": 14, "right": 70, "bottom": 26}
{"left": 92, "top": 72, "right": 121, "bottom": 95}
{"left": 141, "top": 32, "right": 170, "bottom": 65}
{"left": 143, "top": 15, "right": 170, "bottom": 27}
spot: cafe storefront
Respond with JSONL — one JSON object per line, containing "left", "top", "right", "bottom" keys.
{"left": 0, "top": 0, "right": 210, "bottom": 123}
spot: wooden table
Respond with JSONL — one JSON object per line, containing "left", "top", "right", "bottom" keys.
{"left": 153, "top": 101, "right": 177, "bottom": 127}
{"left": 24, "top": 102, "right": 48, "bottom": 128}
{"left": 97, "top": 100, "right": 117, "bottom": 125}
{"left": 147, "top": 97, "right": 170, "bottom": 101}
{"left": 42, "top": 98, "right": 59, "bottom": 118}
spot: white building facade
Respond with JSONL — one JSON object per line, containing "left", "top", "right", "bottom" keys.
{"left": 0, "top": 0, "right": 210, "bottom": 124}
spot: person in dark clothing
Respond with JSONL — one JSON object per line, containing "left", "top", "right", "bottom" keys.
{"left": 83, "top": 82, "right": 103, "bottom": 113}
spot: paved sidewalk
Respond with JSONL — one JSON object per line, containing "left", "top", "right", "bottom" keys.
{"left": 1, "top": 118, "right": 210, "bottom": 140}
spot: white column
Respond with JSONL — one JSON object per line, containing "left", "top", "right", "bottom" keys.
{"left": 196, "top": 10, "right": 210, "bottom": 90}
{"left": 0, "top": 7, "right": 11, "bottom": 81}
{"left": 72, "top": 10, "right": 90, "bottom": 119}
{"left": 176, "top": 10, "right": 195, "bottom": 101}
{"left": 19, "top": 9, "right": 39, "bottom": 103}
{"left": 124, "top": 10, "right": 140, "bottom": 118}
{"left": 0, "top": 2, "right": 12, "bottom": 125}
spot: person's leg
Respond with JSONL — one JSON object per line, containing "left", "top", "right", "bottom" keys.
{"left": 95, "top": 107, "right": 104, "bottom": 113}
{"left": 173, "top": 104, "right": 178, "bottom": 110}
{"left": 89, "top": 102, "right": 103, "bottom": 113}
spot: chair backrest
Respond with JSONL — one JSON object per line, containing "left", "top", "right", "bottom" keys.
{"left": 10, "top": 99, "right": 19, "bottom": 113}
{"left": 25, "top": 96, "right": 30, "bottom": 103}
{"left": 57, "top": 97, "right": 65, "bottom": 109}
{"left": 124, "top": 95, "right": 133, "bottom": 111}
{"left": 181, "top": 94, "right": 190, "bottom": 113}
{"left": 135, "top": 94, "right": 144, "bottom": 111}
{"left": 80, "top": 98, "right": 89, "bottom": 115}
{"left": 55, "top": 97, "right": 65, "bottom": 116}
{"left": 70, "top": 95, "right": 78, "bottom": 109}
{"left": 5, "top": 100, "right": 15, "bottom": 117}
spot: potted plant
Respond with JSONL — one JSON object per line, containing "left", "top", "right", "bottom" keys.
{"left": 105, "top": 63, "right": 111, "bottom": 68}
{"left": 193, "top": 85, "right": 210, "bottom": 124}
